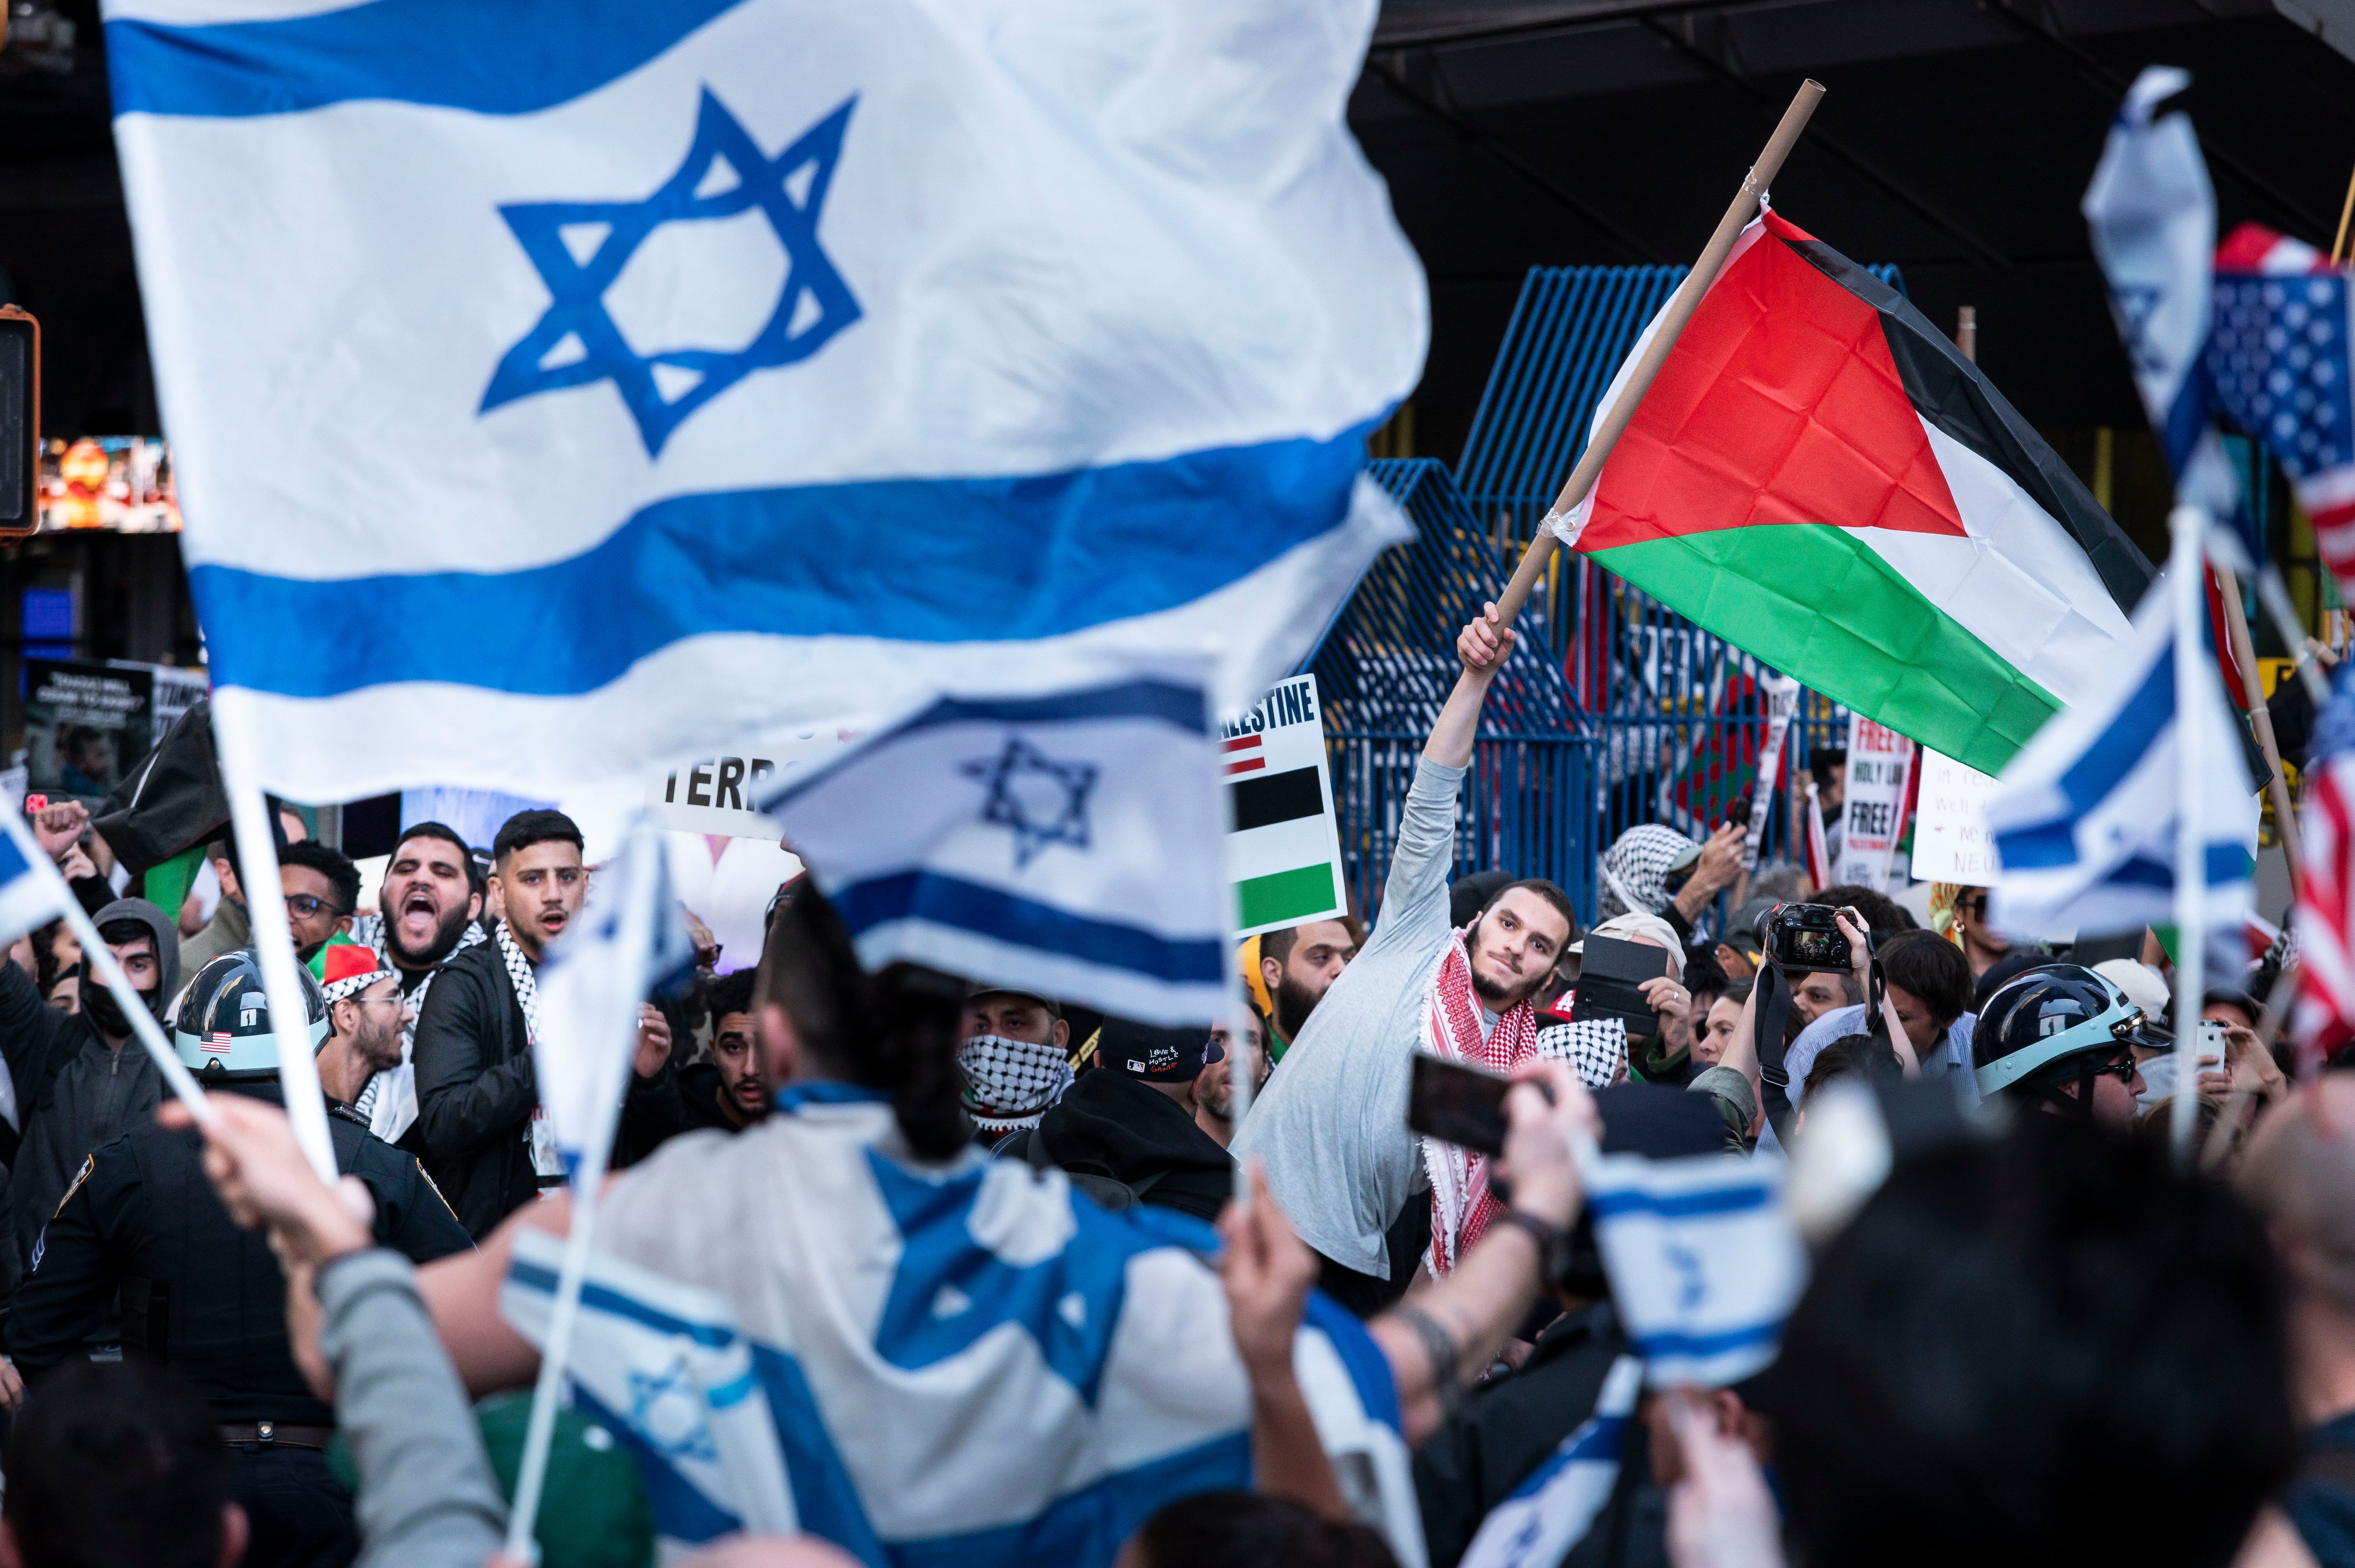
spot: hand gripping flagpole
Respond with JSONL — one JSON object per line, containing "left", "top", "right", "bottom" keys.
{"left": 207, "top": 688, "right": 341, "bottom": 1185}
{"left": 2170, "top": 505, "right": 2210, "bottom": 1166}
{"left": 0, "top": 810, "right": 212, "bottom": 1123}
{"left": 503, "top": 816, "right": 664, "bottom": 1564}
{"left": 1483, "top": 79, "right": 1826, "bottom": 635}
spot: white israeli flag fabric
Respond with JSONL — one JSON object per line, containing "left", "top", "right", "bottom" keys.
{"left": 0, "top": 821, "right": 71, "bottom": 951}
{"left": 532, "top": 814, "right": 699, "bottom": 1166}
{"left": 1985, "top": 568, "right": 2258, "bottom": 940}
{"left": 503, "top": 1090, "right": 1421, "bottom": 1568}
{"left": 1457, "top": 1358, "right": 1642, "bottom": 1568}
{"left": 1585, "top": 1155, "right": 1807, "bottom": 1389}
{"left": 103, "top": 0, "right": 1423, "bottom": 801}
{"left": 758, "top": 676, "right": 1226, "bottom": 1025}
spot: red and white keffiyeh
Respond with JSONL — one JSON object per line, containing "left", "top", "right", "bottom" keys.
{"left": 1421, "top": 923, "right": 1539, "bottom": 1278}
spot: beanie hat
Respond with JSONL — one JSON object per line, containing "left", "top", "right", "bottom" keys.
{"left": 319, "top": 940, "right": 396, "bottom": 1004}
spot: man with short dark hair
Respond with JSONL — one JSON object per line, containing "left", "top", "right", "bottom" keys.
{"left": 181, "top": 809, "right": 312, "bottom": 975}
{"left": 678, "top": 970, "right": 767, "bottom": 1133}
{"left": 1193, "top": 1014, "right": 1268, "bottom": 1149}
{"left": 1257, "top": 919, "right": 1360, "bottom": 1063}
{"left": 1237, "top": 608, "right": 1578, "bottom": 1313}
{"left": 0, "top": 1359, "right": 246, "bottom": 1568}
{"left": 1784, "top": 928, "right": 1979, "bottom": 1106}
{"left": 278, "top": 839, "right": 359, "bottom": 962}
{"left": 412, "top": 809, "right": 680, "bottom": 1237}
{"left": 347, "top": 822, "right": 487, "bottom": 1145}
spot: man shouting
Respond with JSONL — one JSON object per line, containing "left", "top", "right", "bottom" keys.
{"left": 348, "top": 822, "right": 485, "bottom": 1147}
{"left": 1235, "top": 605, "right": 1576, "bottom": 1315}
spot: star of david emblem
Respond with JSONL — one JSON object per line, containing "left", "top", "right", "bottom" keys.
{"left": 625, "top": 1360, "right": 719, "bottom": 1465}
{"left": 480, "top": 89, "right": 861, "bottom": 456}
{"left": 961, "top": 737, "right": 1099, "bottom": 869}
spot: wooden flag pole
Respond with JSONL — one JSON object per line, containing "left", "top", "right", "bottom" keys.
{"left": 1486, "top": 78, "right": 1827, "bottom": 631}
{"left": 2214, "top": 564, "right": 2304, "bottom": 895}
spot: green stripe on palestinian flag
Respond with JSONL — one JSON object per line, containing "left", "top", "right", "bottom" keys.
{"left": 1566, "top": 207, "right": 2154, "bottom": 777}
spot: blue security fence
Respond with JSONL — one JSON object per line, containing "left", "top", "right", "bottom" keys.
{"left": 1309, "top": 262, "right": 1908, "bottom": 931}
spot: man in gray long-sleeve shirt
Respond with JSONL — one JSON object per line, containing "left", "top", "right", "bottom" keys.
{"left": 1234, "top": 606, "right": 1575, "bottom": 1313}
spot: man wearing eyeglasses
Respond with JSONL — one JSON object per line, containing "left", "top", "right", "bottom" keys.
{"left": 277, "top": 840, "right": 360, "bottom": 963}
{"left": 313, "top": 946, "right": 411, "bottom": 1112}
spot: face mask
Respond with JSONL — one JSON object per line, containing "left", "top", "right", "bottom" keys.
{"left": 82, "top": 979, "right": 134, "bottom": 1040}
{"left": 958, "top": 1034, "right": 1071, "bottom": 1116}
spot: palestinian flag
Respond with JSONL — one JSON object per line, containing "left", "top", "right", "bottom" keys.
{"left": 1563, "top": 208, "right": 2155, "bottom": 777}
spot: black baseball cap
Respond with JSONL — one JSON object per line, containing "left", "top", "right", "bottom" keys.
{"left": 1100, "top": 1017, "right": 1209, "bottom": 1082}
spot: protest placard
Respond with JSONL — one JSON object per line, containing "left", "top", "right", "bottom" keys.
{"left": 645, "top": 727, "right": 865, "bottom": 840}
{"left": 24, "top": 659, "right": 153, "bottom": 805}
{"left": 1833, "top": 720, "right": 1914, "bottom": 892}
{"left": 1909, "top": 748, "right": 2003, "bottom": 885}
{"left": 1225, "top": 675, "right": 1346, "bottom": 937}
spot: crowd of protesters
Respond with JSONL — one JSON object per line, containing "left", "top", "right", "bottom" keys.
{"left": 0, "top": 604, "right": 2337, "bottom": 1568}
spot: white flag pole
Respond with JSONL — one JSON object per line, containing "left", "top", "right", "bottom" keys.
{"left": 2168, "top": 504, "right": 2209, "bottom": 1166}
{"left": 203, "top": 688, "right": 339, "bottom": 1185}
{"left": 503, "top": 816, "right": 662, "bottom": 1563}
{"left": 0, "top": 810, "right": 211, "bottom": 1121}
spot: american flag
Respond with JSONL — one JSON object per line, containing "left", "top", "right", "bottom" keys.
{"left": 2294, "top": 667, "right": 2355, "bottom": 1072}
{"left": 2208, "top": 224, "right": 2355, "bottom": 589}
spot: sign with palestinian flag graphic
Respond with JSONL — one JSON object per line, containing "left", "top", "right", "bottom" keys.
{"left": 1222, "top": 675, "right": 1345, "bottom": 937}
{"left": 1561, "top": 208, "right": 2155, "bottom": 777}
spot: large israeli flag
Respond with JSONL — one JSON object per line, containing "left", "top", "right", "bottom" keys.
{"left": 1984, "top": 569, "right": 2257, "bottom": 939}
{"left": 1585, "top": 1154, "right": 1806, "bottom": 1389}
{"left": 0, "top": 825, "right": 71, "bottom": 949}
{"left": 1457, "top": 1358, "right": 1642, "bottom": 1568}
{"left": 102, "top": 0, "right": 1424, "bottom": 802}
{"left": 502, "top": 1091, "right": 1423, "bottom": 1567}
{"left": 757, "top": 674, "right": 1226, "bottom": 1024}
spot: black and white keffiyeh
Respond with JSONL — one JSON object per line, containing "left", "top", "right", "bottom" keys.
{"left": 958, "top": 1034, "right": 1072, "bottom": 1137}
{"left": 1597, "top": 824, "right": 1698, "bottom": 920}
{"left": 1537, "top": 1018, "right": 1628, "bottom": 1091}
{"left": 495, "top": 915, "right": 541, "bottom": 1039}
{"left": 350, "top": 913, "right": 487, "bottom": 1140}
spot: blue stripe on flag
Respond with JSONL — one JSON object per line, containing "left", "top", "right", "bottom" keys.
{"left": 1629, "top": 1322, "right": 1784, "bottom": 1360}
{"left": 1584, "top": 1184, "right": 1773, "bottom": 1222}
{"left": 746, "top": 1344, "right": 891, "bottom": 1567}
{"left": 1302, "top": 1290, "right": 1403, "bottom": 1432}
{"left": 186, "top": 427, "right": 1370, "bottom": 700}
{"left": 772, "top": 1082, "right": 892, "bottom": 1113}
{"left": 508, "top": 1256, "right": 735, "bottom": 1350}
{"left": 106, "top": 0, "right": 746, "bottom": 119}
{"left": 571, "top": 1382, "right": 745, "bottom": 1546}
{"left": 2050, "top": 651, "right": 2174, "bottom": 821}
{"left": 832, "top": 870, "right": 1224, "bottom": 985}
{"left": 0, "top": 833, "right": 30, "bottom": 883}
{"left": 890, "top": 1430, "right": 1253, "bottom": 1568}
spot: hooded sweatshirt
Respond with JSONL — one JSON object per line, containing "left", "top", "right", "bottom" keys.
{"left": 7, "top": 897, "right": 180, "bottom": 1275}
{"left": 1031, "top": 1069, "right": 1233, "bottom": 1224}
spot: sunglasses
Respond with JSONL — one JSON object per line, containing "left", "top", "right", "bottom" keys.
{"left": 284, "top": 894, "right": 349, "bottom": 919}
{"left": 2089, "top": 1051, "right": 2141, "bottom": 1085}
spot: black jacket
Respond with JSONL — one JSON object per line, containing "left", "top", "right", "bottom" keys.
{"left": 674, "top": 1062, "right": 754, "bottom": 1138}
{"left": 1415, "top": 1302, "right": 1637, "bottom": 1568}
{"left": 1, "top": 897, "right": 182, "bottom": 1280}
{"left": 1028, "top": 1070, "right": 1233, "bottom": 1224}
{"left": 6, "top": 1085, "right": 471, "bottom": 1423}
{"left": 411, "top": 931, "right": 683, "bottom": 1238}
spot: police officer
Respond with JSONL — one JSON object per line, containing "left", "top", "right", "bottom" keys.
{"left": 6, "top": 949, "right": 471, "bottom": 1568}
{"left": 1972, "top": 962, "right": 2152, "bottom": 1132}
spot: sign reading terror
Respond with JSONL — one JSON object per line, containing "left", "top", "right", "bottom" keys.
{"left": 1224, "top": 675, "right": 1346, "bottom": 937}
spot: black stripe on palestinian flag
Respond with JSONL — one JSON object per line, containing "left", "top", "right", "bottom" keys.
{"left": 1778, "top": 234, "right": 2155, "bottom": 615}
{"left": 1230, "top": 766, "right": 1324, "bottom": 832}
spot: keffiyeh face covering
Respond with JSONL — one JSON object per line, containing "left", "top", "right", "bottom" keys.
{"left": 1597, "top": 824, "right": 1699, "bottom": 919}
{"left": 958, "top": 1034, "right": 1073, "bottom": 1133}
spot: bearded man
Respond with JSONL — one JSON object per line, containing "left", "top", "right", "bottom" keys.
{"left": 1256, "top": 918, "right": 1360, "bottom": 1063}
{"left": 1235, "top": 606, "right": 1577, "bottom": 1315}
{"left": 347, "top": 822, "right": 484, "bottom": 1147}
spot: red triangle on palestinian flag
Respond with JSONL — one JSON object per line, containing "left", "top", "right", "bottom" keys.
{"left": 1566, "top": 208, "right": 2154, "bottom": 776}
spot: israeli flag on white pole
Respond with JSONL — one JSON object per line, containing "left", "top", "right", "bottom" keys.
{"left": 2081, "top": 65, "right": 2251, "bottom": 565}
{"left": 533, "top": 814, "right": 698, "bottom": 1167}
{"left": 1983, "top": 557, "right": 2258, "bottom": 941}
{"left": 757, "top": 674, "right": 1227, "bottom": 1025}
{"left": 1458, "top": 1358, "right": 1642, "bottom": 1568}
{"left": 101, "top": 0, "right": 1422, "bottom": 803}
{"left": 1584, "top": 1155, "right": 1807, "bottom": 1389}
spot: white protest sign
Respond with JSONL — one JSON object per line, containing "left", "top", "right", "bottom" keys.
{"left": 1224, "top": 674, "right": 1346, "bottom": 938}
{"left": 646, "top": 726, "right": 864, "bottom": 839}
{"left": 1746, "top": 674, "right": 1800, "bottom": 870}
{"left": 1833, "top": 720, "right": 1914, "bottom": 892}
{"left": 1909, "top": 748, "right": 2002, "bottom": 885}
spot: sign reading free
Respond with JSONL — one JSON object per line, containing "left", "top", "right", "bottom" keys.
{"left": 1223, "top": 674, "right": 1346, "bottom": 938}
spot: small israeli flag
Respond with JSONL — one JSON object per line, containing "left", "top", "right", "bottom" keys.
{"left": 0, "top": 820, "right": 72, "bottom": 948}
{"left": 502, "top": 1228, "right": 799, "bottom": 1548}
{"left": 1984, "top": 569, "right": 2257, "bottom": 940}
{"left": 1585, "top": 1156, "right": 1807, "bottom": 1389}
{"left": 1457, "top": 1358, "right": 1642, "bottom": 1568}
{"left": 758, "top": 675, "right": 1226, "bottom": 1025}
{"left": 533, "top": 814, "right": 699, "bottom": 1166}
{"left": 2081, "top": 65, "right": 2251, "bottom": 562}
